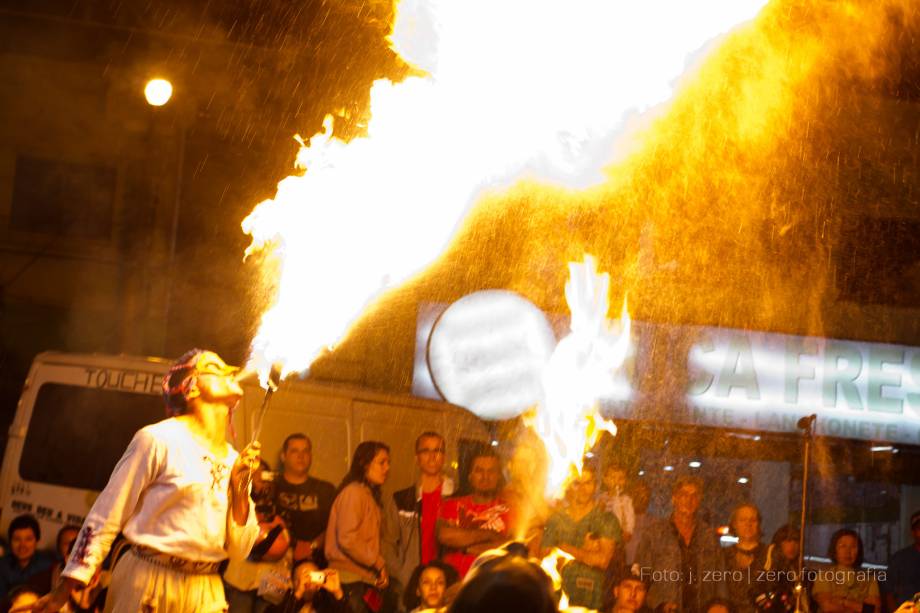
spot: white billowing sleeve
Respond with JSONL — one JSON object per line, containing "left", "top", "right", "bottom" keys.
{"left": 225, "top": 479, "right": 259, "bottom": 562}
{"left": 62, "top": 429, "right": 163, "bottom": 585}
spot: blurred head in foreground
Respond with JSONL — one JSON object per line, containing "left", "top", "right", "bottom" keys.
{"left": 448, "top": 543, "right": 556, "bottom": 613}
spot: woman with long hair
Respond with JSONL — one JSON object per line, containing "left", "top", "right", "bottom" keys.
{"left": 753, "top": 524, "right": 803, "bottom": 613}
{"left": 812, "top": 529, "right": 880, "bottom": 613}
{"left": 324, "top": 441, "right": 391, "bottom": 613}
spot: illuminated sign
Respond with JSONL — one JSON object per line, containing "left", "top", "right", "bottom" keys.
{"left": 425, "top": 291, "right": 557, "bottom": 420}
{"left": 413, "top": 296, "right": 920, "bottom": 445}
{"left": 416, "top": 291, "right": 637, "bottom": 420}
{"left": 686, "top": 328, "right": 920, "bottom": 444}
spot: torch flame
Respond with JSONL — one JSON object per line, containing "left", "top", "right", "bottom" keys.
{"left": 528, "top": 255, "right": 630, "bottom": 498}
{"left": 241, "top": 0, "right": 767, "bottom": 381}
{"left": 539, "top": 547, "right": 575, "bottom": 610}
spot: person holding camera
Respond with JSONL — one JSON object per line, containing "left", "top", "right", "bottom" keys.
{"left": 753, "top": 524, "right": 805, "bottom": 613}
{"left": 225, "top": 460, "right": 293, "bottom": 612}
{"left": 262, "top": 562, "right": 349, "bottom": 613}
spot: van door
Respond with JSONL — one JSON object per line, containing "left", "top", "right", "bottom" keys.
{"left": 0, "top": 355, "right": 166, "bottom": 543}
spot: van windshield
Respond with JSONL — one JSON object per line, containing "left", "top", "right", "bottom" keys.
{"left": 20, "top": 383, "right": 164, "bottom": 490}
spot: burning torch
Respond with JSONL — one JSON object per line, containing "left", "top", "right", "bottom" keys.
{"left": 235, "top": 361, "right": 283, "bottom": 497}
{"left": 249, "top": 361, "right": 283, "bottom": 445}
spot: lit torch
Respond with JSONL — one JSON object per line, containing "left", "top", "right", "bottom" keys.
{"left": 235, "top": 361, "right": 284, "bottom": 445}
{"left": 540, "top": 547, "right": 576, "bottom": 610}
{"left": 236, "top": 361, "right": 283, "bottom": 500}
{"left": 250, "top": 361, "right": 283, "bottom": 445}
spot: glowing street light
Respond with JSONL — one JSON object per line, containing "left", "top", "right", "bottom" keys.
{"left": 144, "top": 78, "right": 173, "bottom": 106}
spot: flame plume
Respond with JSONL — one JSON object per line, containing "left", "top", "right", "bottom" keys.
{"left": 240, "top": 0, "right": 768, "bottom": 379}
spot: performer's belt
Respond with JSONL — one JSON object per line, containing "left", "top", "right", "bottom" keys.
{"left": 131, "top": 544, "right": 222, "bottom": 575}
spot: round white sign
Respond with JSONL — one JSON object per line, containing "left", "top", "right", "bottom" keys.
{"left": 427, "top": 290, "right": 557, "bottom": 420}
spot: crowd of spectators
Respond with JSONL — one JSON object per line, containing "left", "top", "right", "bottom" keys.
{"left": 2, "top": 430, "right": 919, "bottom": 613}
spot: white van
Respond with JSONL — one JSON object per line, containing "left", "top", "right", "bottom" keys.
{"left": 0, "top": 351, "right": 488, "bottom": 543}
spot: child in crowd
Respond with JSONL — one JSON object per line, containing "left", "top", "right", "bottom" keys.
{"left": 403, "top": 561, "right": 457, "bottom": 613}
{"left": 599, "top": 464, "right": 635, "bottom": 544}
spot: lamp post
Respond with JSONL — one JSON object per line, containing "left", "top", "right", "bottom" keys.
{"left": 144, "top": 77, "right": 184, "bottom": 354}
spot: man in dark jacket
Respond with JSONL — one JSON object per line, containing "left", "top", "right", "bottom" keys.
{"left": 383, "top": 431, "right": 455, "bottom": 609}
{"left": 634, "top": 476, "right": 726, "bottom": 613}
{"left": 884, "top": 510, "right": 920, "bottom": 613}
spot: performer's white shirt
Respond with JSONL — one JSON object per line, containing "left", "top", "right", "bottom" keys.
{"left": 62, "top": 418, "right": 259, "bottom": 585}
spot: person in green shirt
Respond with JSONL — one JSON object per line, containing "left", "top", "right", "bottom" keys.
{"left": 541, "top": 465, "right": 622, "bottom": 610}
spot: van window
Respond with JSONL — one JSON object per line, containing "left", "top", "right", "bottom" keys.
{"left": 20, "top": 383, "right": 164, "bottom": 490}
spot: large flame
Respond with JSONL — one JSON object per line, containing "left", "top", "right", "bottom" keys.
{"left": 527, "top": 255, "right": 630, "bottom": 498}
{"left": 523, "top": 256, "right": 629, "bottom": 610}
{"left": 241, "top": 0, "right": 768, "bottom": 379}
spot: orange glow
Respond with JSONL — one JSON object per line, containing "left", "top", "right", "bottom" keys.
{"left": 240, "top": 0, "right": 768, "bottom": 380}
{"left": 237, "top": 0, "right": 916, "bottom": 604}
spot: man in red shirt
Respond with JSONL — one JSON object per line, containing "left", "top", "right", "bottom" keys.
{"left": 437, "top": 449, "right": 512, "bottom": 578}
{"left": 383, "top": 432, "right": 455, "bottom": 605}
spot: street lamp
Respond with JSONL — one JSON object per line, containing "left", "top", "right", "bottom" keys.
{"left": 144, "top": 78, "right": 173, "bottom": 107}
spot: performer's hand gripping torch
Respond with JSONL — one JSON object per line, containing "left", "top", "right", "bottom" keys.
{"left": 251, "top": 362, "right": 283, "bottom": 446}
{"left": 237, "top": 362, "right": 283, "bottom": 500}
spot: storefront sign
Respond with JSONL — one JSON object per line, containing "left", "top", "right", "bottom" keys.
{"left": 413, "top": 295, "right": 920, "bottom": 445}
{"left": 685, "top": 328, "right": 920, "bottom": 444}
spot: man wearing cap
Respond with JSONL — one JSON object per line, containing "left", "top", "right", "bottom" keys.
{"left": 884, "top": 510, "right": 920, "bottom": 613}
{"left": 20, "top": 349, "right": 261, "bottom": 613}
{"left": 609, "top": 568, "right": 652, "bottom": 613}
